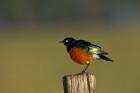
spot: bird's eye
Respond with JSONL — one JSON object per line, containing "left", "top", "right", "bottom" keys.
{"left": 65, "top": 40, "right": 69, "bottom": 43}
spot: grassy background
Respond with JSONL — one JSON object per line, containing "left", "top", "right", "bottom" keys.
{"left": 0, "top": 25, "right": 140, "bottom": 93}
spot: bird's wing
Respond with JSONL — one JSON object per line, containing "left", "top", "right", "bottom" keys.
{"left": 88, "top": 46, "right": 108, "bottom": 55}
{"left": 73, "top": 40, "right": 107, "bottom": 55}
{"left": 75, "top": 40, "right": 101, "bottom": 48}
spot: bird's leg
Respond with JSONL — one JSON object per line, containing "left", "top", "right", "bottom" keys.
{"left": 81, "top": 63, "right": 90, "bottom": 74}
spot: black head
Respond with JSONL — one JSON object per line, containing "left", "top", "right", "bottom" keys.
{"left": 60, "top": 37, "right": 76, "bottom": 46}
{"left": 60, "top": 37, "right": 76, "bottom": 52}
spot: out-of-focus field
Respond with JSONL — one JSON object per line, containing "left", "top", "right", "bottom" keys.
{"left": 0, "top": 25, "right": 140, "bottom": 93}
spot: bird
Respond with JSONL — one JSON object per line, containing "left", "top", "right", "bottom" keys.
{"left": 60, "top": 37, "right": 113, "bottom": 73}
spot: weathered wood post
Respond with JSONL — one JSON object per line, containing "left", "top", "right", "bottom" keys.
{"left": 63, "top": 72, "right": 96, "bottom": 93}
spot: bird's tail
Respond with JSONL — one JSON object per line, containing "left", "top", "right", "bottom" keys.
{"left": 98, "top": 54, "right": 113, "bottom": 62}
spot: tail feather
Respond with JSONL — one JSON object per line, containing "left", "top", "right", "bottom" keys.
{"left": 100, "top": 51, "right": 108, "bottom": 55}
{"left": 98, "top": 54, "right": 113, "bottom": 62}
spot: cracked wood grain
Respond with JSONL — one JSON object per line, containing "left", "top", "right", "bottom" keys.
{"left": 63, "top": 73, "right": 96, "bottom": 93}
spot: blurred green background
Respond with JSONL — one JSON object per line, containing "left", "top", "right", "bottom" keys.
{"left": 0, "top": 0, "right": 140, "bottom": 93}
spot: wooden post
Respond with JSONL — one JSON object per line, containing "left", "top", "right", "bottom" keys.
{"left": 63, "top": 73, "right": 96, "bottom": 93}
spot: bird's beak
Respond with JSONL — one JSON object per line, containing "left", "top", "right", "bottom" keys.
{"left": 59, "top": 41, "right": 63, "bottom": 43}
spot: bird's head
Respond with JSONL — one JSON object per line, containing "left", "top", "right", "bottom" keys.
{"left": 59, "top": 37, "right": 76, "bottom": 47}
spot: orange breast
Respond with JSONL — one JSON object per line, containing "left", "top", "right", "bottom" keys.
{"left": 69, "top": 48, "right": 93, "bottom": 64}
